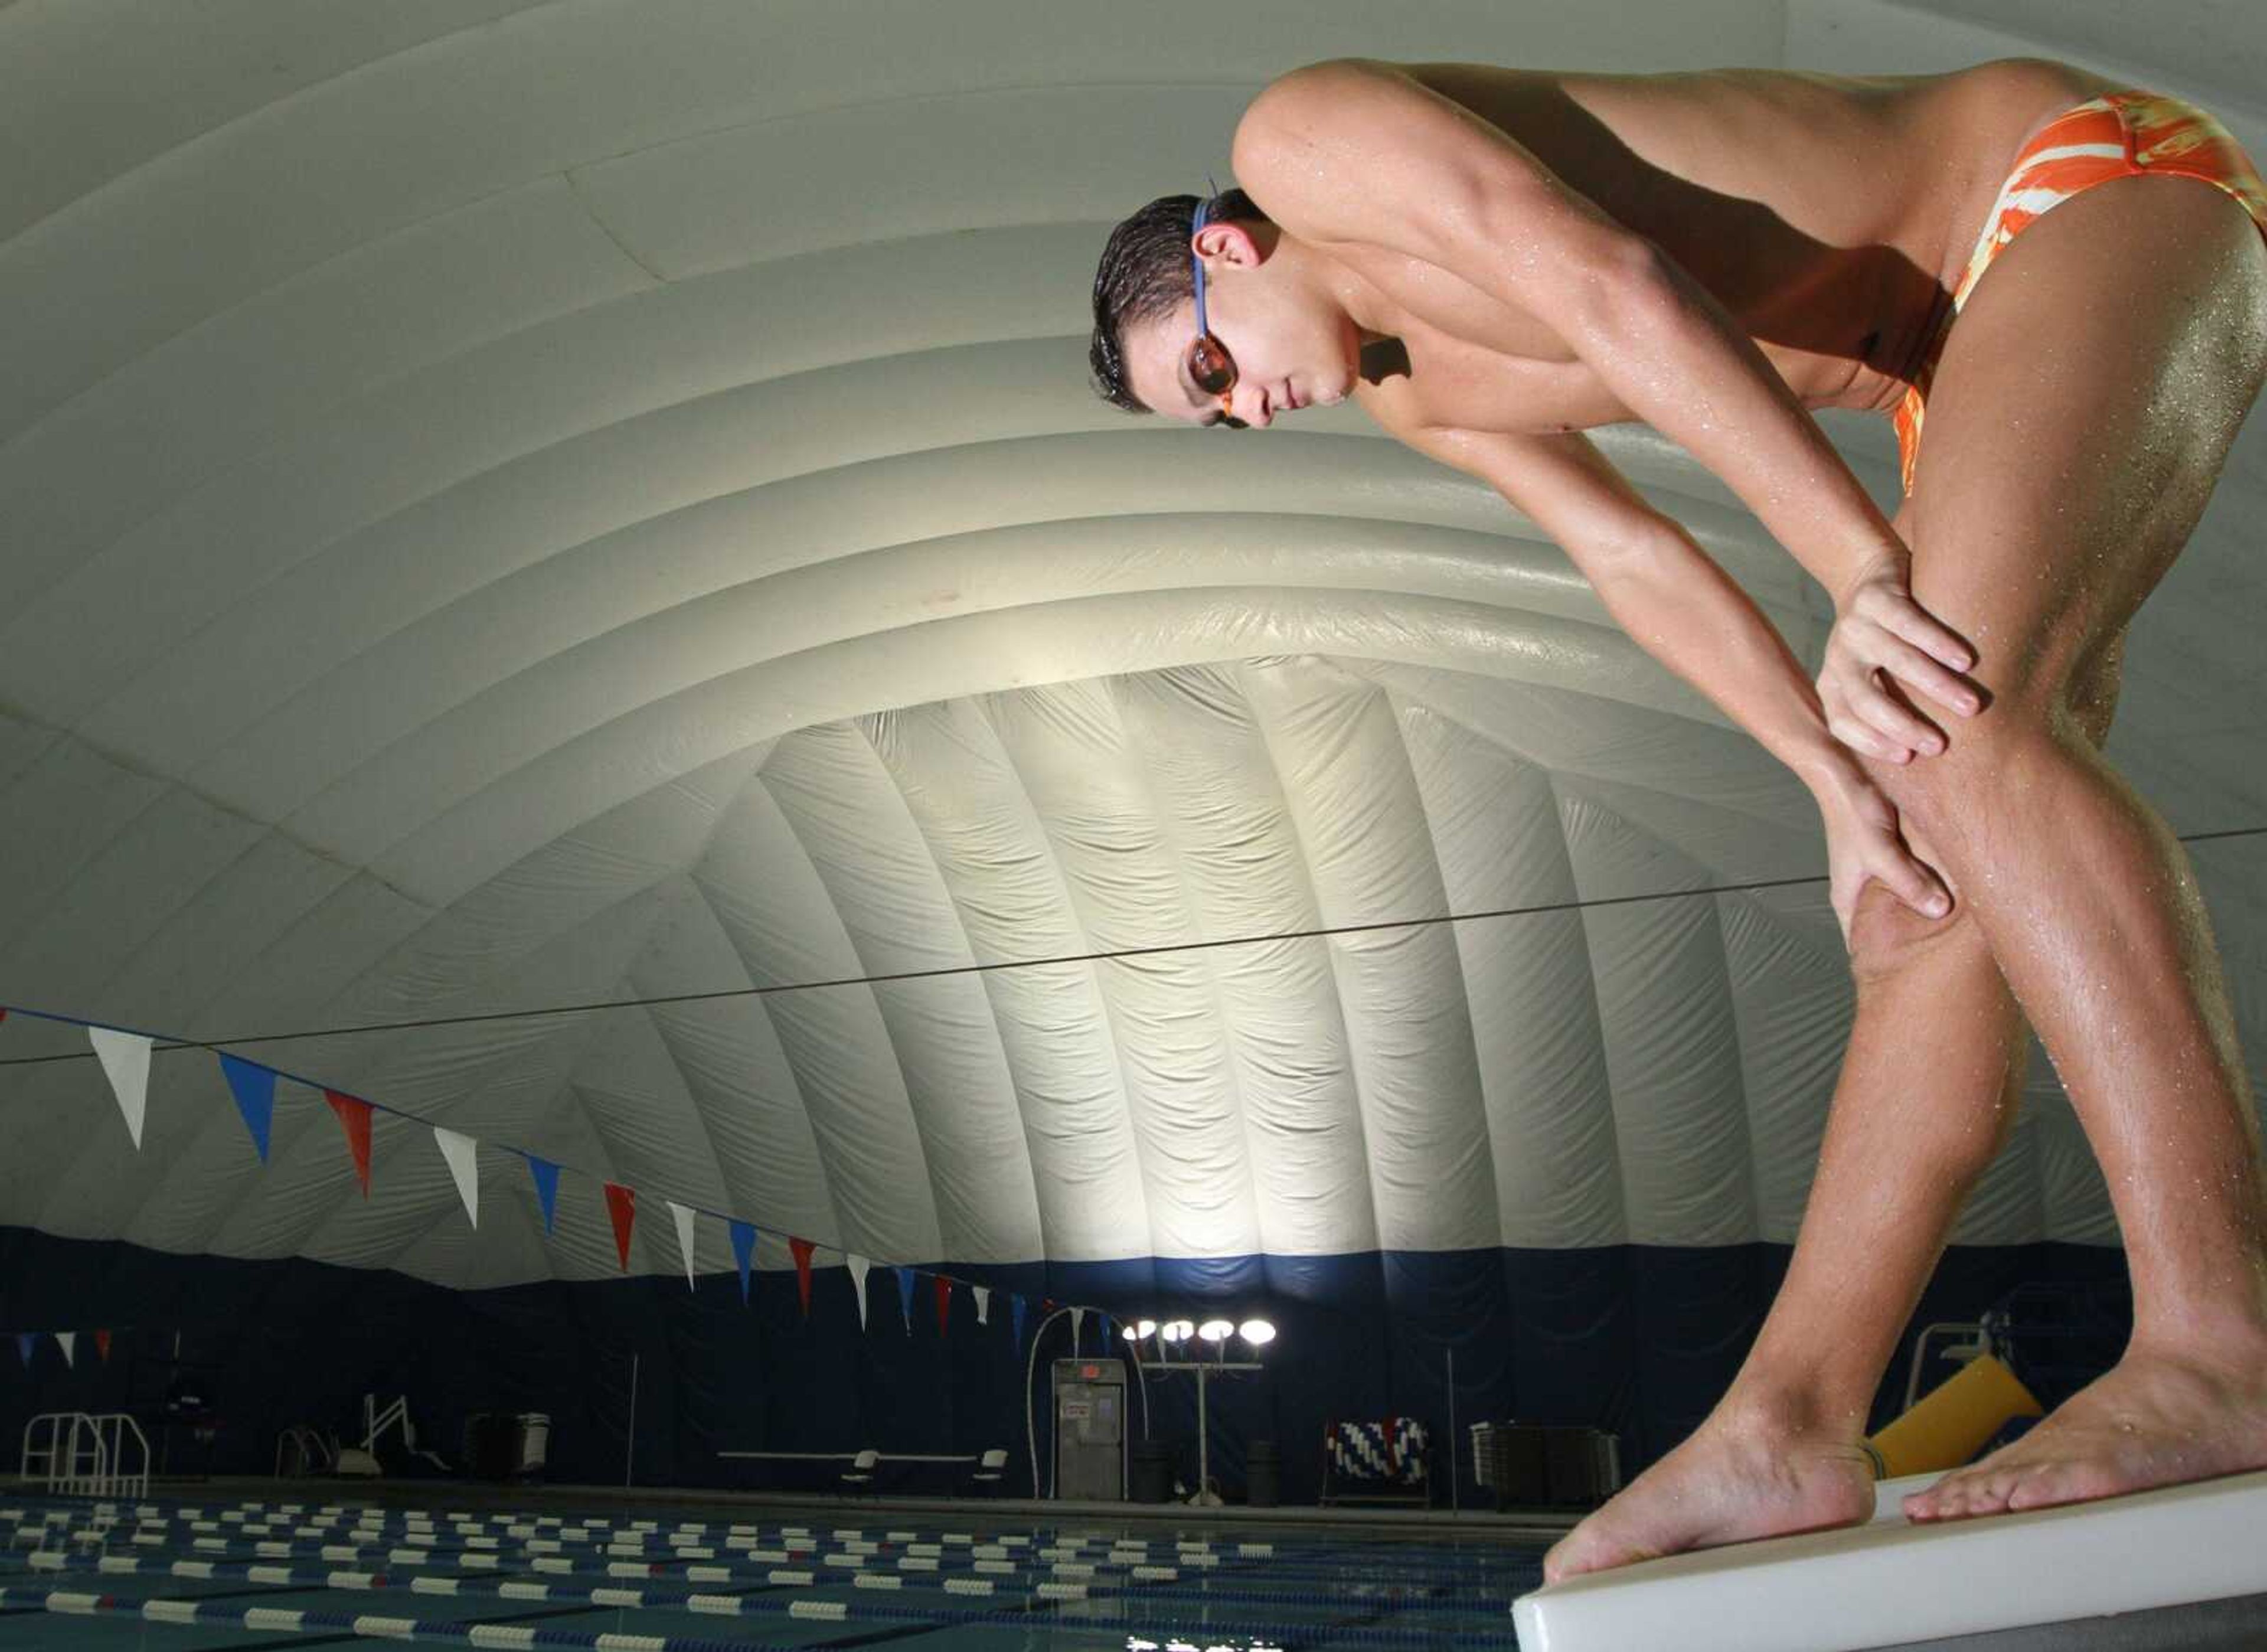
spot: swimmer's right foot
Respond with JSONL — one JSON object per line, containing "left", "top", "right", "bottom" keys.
{"left": 1541, "top": 1393, "right": 1876, "bottom": 1585}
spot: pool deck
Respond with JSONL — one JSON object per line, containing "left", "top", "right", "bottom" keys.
{"left": 6, "top": 1470, "right": 1585, "bottom": 1540}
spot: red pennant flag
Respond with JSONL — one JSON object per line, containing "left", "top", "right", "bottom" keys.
{"left": 934, "top": 1275, "right": 953, "bottom": 1338}
{"left": 789, "top": 1237, "right": 816, "bottom": 1318}
{"left": 604, "top": 1183, "right": 637, "bottom": 1271}
{"left": 94, "top": 1330, "right": 112, "bottom": 1363}
{"left": 324, "top": 1092, "right": 373, "bottom": 1197}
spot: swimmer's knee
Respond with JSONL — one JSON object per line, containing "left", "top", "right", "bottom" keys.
{"left": 1868, "top": 696, "right": 2082, "bottom": 838}
{"left": 1845, "top": 878, "right": 1985, "bottom": 987}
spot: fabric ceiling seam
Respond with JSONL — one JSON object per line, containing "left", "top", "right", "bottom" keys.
{"left": 1709, "top": 891, "right": 1772, "bottom": 1247}
{"left": 681, "top": 909, "right": 857, "bottom": 1271}
{"left": 639, "top": 772, "right": 824, "bottom": 1242}
{"left": 36, "top": 358, "right": 1563, "bottom": 700}
{"left": 0, "top": 224, "right": 1027, "bottom": 561}
{"left": 857, "top": 701, "right": 1067, "bottom": 1265}
{"left": 558, "top": 166, "right": 667, "bottom": 284}
{"left": 291, "top": 596, "right": 1674, "bottom": 899}
{"left": 53, "top": 398, "right": 1767, "bottom": 733}
{"left": 623, "top": 1003, "right": 746, "bottom": 1269}
{"left": 4, "top": 228, "right": 1076, "bottom": 613}
{"left": 752, "top": 750, "right": 949, "bottom": 1266}
{"left": 11, "top": 213, "right": 1763, "bottom": 636}
{"left": 698, "top": 752, "right": 906, "bottom": 1257}
{"left": 265, "top": 612, "right": 1632, "bottom": 906}
{"left": 1113, "top": 672, "right": 1273, "bottom": 1259}
{"left": 850, "top": 712, "right": 1018, "bottom": 1267}
{"left": 10, "top": 305, "right": 1073, "bottom": 705}
{"left": 3, "top": 43, "right": 1254, "bottom": 302}
{"left": 1384, "top": 681, "right": 1514, "bottom": 1252}
{"left": 0, "top": 0, "right": 584, "bottom": 256}
{"left": 1543, "top": 771, "right": 1636, "bottom": 1245}
{"left": 135, "top": 494, "right": 1613, "bottom": 808}
{"left": 978, "top": 689, "right": 1171, "bottom": 1271}
{"left": 1347, "top": 671, "right": 1508, "bottom": 1248}
{"left": 1344, "top": 662, "right": 1822, "bottom": 883}
{"left": 1235, "top": 660, "right": 1390, "bottom": 1262}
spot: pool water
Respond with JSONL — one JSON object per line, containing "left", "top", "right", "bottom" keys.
{"left": 1, "top": 1493, "right": 1546, "bottom": 1650}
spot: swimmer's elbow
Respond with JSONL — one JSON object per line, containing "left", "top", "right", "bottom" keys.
{"left": 1544, "top": 230, "right": 1685, "bottom": 347}
{"left": 1574, "top": 517, "right": 1687, "bottom": 590}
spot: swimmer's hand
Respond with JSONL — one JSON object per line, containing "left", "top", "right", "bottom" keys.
{"left": 1814, "top": 753, "right": 1951, "bottom": 941}
{"left": 1818, "top": 552, "right": 1982, "bottom": 764}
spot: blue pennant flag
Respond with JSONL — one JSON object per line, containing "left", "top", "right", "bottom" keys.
{"left": 729, "top": 1221, "right": 757, "bottom": 1305}
{"left": 14, "top": 1333, "right": 34, "bottom": 1369}
{"left": 896, "top": 1267, "right": 916, "bottom": 1336}
{"left": 522, "top": 1153, "right": 561, "bottom": 1235}
{"left": 1100, "top": 1313, "right": 1113, "bottom": 1351}
{"left": 1010, "top": 1293, "right": 1028, "bottom": 1350}
{"left": 218, "top": 1054, "right": 276, "bottom": 1162}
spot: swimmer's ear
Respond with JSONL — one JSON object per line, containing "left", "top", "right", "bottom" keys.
{"left": 1191, "top": 220, "right": 1266, "bottom": 269}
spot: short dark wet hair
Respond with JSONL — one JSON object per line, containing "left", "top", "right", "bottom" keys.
{"left": 1089, "top": 188, "right": 1268, "bottom": 414}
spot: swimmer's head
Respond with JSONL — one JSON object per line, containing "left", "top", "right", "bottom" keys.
{"left": 1089, "top": 189, "right": 1361, "bottom": 431}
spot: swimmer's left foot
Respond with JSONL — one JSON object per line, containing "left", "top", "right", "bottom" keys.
{"left": 1903, "top": 1337, "right": 2267, "bottom": 1523}
{"left": 1541, "top": 1394, "right": 1875, "bottom": 1584}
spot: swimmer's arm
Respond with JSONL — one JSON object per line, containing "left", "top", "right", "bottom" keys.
{"left": 1403, "top": 423, "right": 1953, "bottom": 923}
{"left": 1233, "top": 61, "right": 1905, "bottom": 606}
{"left": 1401, "top": 423, "right": 1845, "bottom": 777}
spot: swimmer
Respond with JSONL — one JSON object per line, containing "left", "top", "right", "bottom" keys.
{"left": 1089, "top": 59, "right": 2267, "bottom": 1580}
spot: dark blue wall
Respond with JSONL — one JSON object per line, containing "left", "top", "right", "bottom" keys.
{"left": 0, "top": 1227, "right": 2128, "bottom": 1504}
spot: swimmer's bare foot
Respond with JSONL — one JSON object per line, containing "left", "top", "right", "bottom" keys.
{"left": 1541, "top": 1395, "right": 1876, "bottom": 1585}
{"left": 1902, "top": 1337, "right": 2267, "bottom": 1523}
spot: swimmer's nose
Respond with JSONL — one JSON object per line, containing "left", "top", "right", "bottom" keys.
{"left": 1230, "top": 382, "right": 1272, "bottom": 428}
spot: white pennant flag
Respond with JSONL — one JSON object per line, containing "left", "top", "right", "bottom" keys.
{"left": 972, "top": 1285, "right": 991, "bottom": 1325}
{"left": 668, "top": 1200, "right": 698, "bottom": 1291}
{"left": 1070, "top": 1306, "right": 1086, "bottom": 1351}
{"left": 847, "top": 1253, "right": 871, "bottom": 1330}
{"left": 89, "top": 1027, "right": 152, "bottom": 1148}
{"left": 54, "top": 1331, "right": 76, "bottom": 1368}
{"left": 434, "top": 1127, "right": 479, "bottom": 1227}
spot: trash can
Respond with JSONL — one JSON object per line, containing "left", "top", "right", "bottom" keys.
{"left": 1130, "top": 1437, "right": 1175, "bottom": 1504}
{"left": 517, "top": 1413, "right": 551, "bottom": 1479}
{"left": 1244, "top": 1439, "right": 1280, "bottom": 1507}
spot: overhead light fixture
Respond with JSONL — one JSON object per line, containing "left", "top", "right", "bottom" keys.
{"left": 1121, "top": 1323, "right": 1141, "bottom": 1343}
{"left": 1135, "top": 1319, "right": 1158, "bottom": 1339}
{"left": 1237, "top": 1318, "right": 1276, "bottom": 1347}
{"left": 1160, "top": 1320, "right": 1194, "bottom": 1344}
{"left": 1197, "top": 1320, "right": 1233, "bottom": 1343}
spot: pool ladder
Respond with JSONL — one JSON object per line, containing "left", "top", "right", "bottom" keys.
{"left": 18, "top": 1411, "right": 151, "bottom": 1500}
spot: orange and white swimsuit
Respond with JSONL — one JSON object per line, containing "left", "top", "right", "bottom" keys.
{"left": 1893, "top": 91, "right": 2267, "bottom": 494}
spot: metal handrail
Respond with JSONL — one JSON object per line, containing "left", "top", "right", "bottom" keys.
{"left": 18, "top": 1412, "right": 148, "bottom": 1500}
{"left": 19, "top": 1412, "right": 64, "bottom": 1482}
{"left": 274, "top": 1424, "right": 335, "bottom": 1478}
{"left": 95, "top": 1414, "right": 149, "bottom": 1501}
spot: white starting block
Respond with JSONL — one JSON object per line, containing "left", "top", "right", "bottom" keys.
{"left": 1513, "top": 1468, "right": 2267, "bottom": 1651}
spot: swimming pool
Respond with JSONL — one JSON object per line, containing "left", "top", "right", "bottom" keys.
{"left": 1, "top": 1492, "right": 1545, "bottom": 1650}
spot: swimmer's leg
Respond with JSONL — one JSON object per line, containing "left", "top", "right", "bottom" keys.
{"left": 1862, "top": 172, "right": 2267, "bottom": 1523}
{"left": 1544, "top": 879, "right": 2024, "bottom": 1582}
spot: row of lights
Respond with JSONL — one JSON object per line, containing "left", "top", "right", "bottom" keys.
{"left": 1121, "top": 1317, "right": 1277, "bottom": 1346}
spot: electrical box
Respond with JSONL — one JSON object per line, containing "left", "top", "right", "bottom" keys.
{"left": 1051, "top": 1357, "right": 1126, "bottom": 1500}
